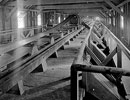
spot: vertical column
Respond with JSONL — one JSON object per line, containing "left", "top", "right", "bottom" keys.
{"left": 30, "top": 11, "right": 33, "bottom": 27}
{"left": 58, "top": 13, "right": 61, "bottom": 24}
{"left": 123, "top": 4, "right": 127, "bottom": 40}
{"left": 42, "top": 12, "right": 45, "bottom": 25}
{"left": 2, "top": 7, "right": 5, "bottom": 30}
{"left": 35, "top": 11, "right": 37, "bottom": 26}
{"left": 127, "top": 3, "right": 130, "bottom": 46}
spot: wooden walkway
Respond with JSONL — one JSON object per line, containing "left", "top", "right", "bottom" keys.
{"left": 0, "top": 27, "right": 88, "bottom": 100}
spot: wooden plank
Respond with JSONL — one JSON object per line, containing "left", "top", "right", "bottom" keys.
{"left": 0, "top": 27, "right": 83, "bottom": 93}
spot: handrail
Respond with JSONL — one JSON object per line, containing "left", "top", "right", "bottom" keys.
{"left": 73, "top": 21, "right": 94, "bottom": 64}
{"left": 71, "top": 22, "right": 94, "bottom": 100}
{"left": 73, "top": 64, "right": 130, "bottom": 76}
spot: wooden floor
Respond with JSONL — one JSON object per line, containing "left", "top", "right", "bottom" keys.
{"left": 0, "top": 29, "right": 86, "bottom": 100}
{"left": 0, "top": 28, "right": 130, "bottom": 100}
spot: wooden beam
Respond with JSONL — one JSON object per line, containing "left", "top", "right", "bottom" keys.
{"left": 99, "top": 10, "right": 107, "bottom": 17}
{"left": 41, "top": 4, "right": 101, "bottom": 10}
{"left": 117, "top": 0, "right": 130, "bottom": 8}
{"left": 73, "top": 64, "right": 130, "bottom": 76}
{"left": 8, "top": 0, "right": 104, "bottom": 7}
{"left": 102, "top": 47, "right": 117, "bottom": 65}
{"left": 6, "top": 6, "right": 17, "bottom": 21}
{"left": 104, "top": 0, "right": 126, "bottom": 17}
{"left": 102, "top": 5, "right": 115, "bottom": 17}
{"left": 117, "top": 45, "right": 122, "bottom": 68}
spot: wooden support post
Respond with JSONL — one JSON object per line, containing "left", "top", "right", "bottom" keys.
{"left": 70, "top": 38, "right": 74, "bottom": 41}
{"left": 50, "top": 37, "right": 54, "bottom": 44}
{"left": 41, "top": 59, "right": 47, "bottom": 72}
{"left": 65, "top": 40, "right": 70, "bottom": 45}
{"left": 59, "top": 45, "right": 65, "bottom": 50}
{"left": 18, "top": 80, "right": 24, "bottom": 95}
{"left": 31, "top": 42, "right": 39, "bottom": 55}
{"left": 2, "top": 7, "right": 5, "bottom": 30}
{"left": 50, "top": 51, "right": 58, "bottom": 58}
{"left": 60, "top": 32, "right": 64, "bottom": 38}
{"left": 117, "top": 45, "right": 122, "bottom": 68}
{"left": 68, "top": 30, "right": 70, "bottom": 34}
{"left": 71, "top": 65, "right": 79, "bottom": 100}
{"left": 127, "top": 2, "right": 130, "bottom": 46}
{"left": 31, "top": 58, "right": 47, "bottom": 73}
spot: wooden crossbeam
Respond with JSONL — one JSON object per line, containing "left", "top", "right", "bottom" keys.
{"left": 85, "top": 46, "right": 102, "bottom": 65}
{"left": 102, "top": 6, "right": 115, "bottom": 17}
{"left": 117, "top": 0, "right": 130, "bottom": 8}
{"left": 101, "top": 23, "right": 130, "bottom": 60}
{"left": 92, "top": 32, "right": 106, "bottom": 49}
{"left": 99, "top": 10, "right": 108, "bottom": 17}
{"left": 102, "top": 47, "right": 117, "bottom": 65}
{"left": 104, "top": 0, "right": 126, "bottom": 17}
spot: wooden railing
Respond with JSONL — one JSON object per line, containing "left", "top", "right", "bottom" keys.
{"left": 71, "top": 21, "right": 130, "bottom": 100}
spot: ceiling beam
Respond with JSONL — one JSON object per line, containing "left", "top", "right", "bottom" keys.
{"left": 117, "top": 0, "right": 130, "bottom": 7}
{"left": 99, "top": 10, "right": 107, "bottom": 17}
{"left": 102, "top": 5, "right": 115, "bottom": 17}
{"left": 0, "top": 0, "right": 10, "bottom": 5}
{"left": 104, "top": 0, "right": 126, "bottom": 17}
{"left": 7, "top": 0, "right": 104, "bottom": 7}
{"left": 40, "top": 4, "right": 101, "bottom": 10}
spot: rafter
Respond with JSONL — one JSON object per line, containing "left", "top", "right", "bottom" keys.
{"left": 99, "top": 10, "right": 107, "bottom": 17}
{"left": 40, "top": 4, "right": 101, "bottom": 10}
{"left": 7, "top": 0, "right": 104, "bottom": 7}
{"left": 102, "top": 5, "right": 115, "bottom": 17}
{"left": 117, "top": 0, "right": 130, "bottom": 8}
{"left": 104, "top": 0, "right": 126, "bottom": 17}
